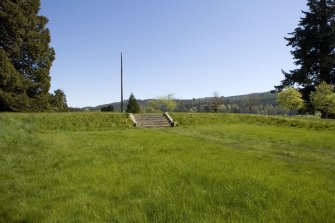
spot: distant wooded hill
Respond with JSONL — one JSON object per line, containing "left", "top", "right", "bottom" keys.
{"left": 71, "top": 92, "right": 289, "bottom": 115}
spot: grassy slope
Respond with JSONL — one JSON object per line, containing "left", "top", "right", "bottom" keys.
{"left": 0, "top": 113, "right": 334, "bottom": 222}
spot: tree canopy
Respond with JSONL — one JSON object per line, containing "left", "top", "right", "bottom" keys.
{"left": 310, "top": 82, "right": 335, "bottom": 118}
{"left": 277, "top": 87, "right": 305, "bottom": 116}
{"left": 0, "top": 0, "right": 55, "bottom": 111}
{"left": 147, "top": 94, "right": 177, "bottom": 112}
{"left": 276, "top": 0, "right": 335, "bottom": 107}
{"left": 0, "top": 49, "right": 30, "bottom": 111}
{"left": 50, "top": 89, "right": 68, "bottom": 112}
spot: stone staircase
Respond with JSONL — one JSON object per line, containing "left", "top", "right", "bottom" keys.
{"left": 130, "top": 113, "right": 174, "bottom": 128}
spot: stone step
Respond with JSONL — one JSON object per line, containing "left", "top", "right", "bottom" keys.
{"left": 140, "top": 123, "right": 171, "bottom": 125}
{"left": 133, "top": 114, "right": 162, "bottom": 116}
{"left": 136, "top": 119, "right": 167, "bottom": 122}
{"left": 137, "top": 123, "right": 169, "bottom": 126}
{"left": 131, "top": 113, "right": 173, "bottom": 128}
{"left": 133, "top": 116, "right": 163, "bottom": 119}
{"left": 139, "top": 124, "right": 172, "bottom": 127}
{"left": 136, "top": 120, "right": 167, "bottom": 123}
{"left": 139, "top": 122, "right": 170, "bottom": 124}
{"left": 134, "top": 117, "right": 166, "bottom": 120}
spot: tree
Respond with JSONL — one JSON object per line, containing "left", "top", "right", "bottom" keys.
{"left": 210, "top": 92, "right": 223, "bottom": 113}
{"left": 275, "top": 0, "right": 335, "bottom": 109}
{"left": 225, "top": 104, "right": 232, "bottom": 113}
{"left": 101, "top": 105, "right": 114, "bottom": 112}
{"left": 0, "top": 0, "right": 55, "bottom": 111}
{"left": 310, "top": 82, "right": 335, "bottom": 118}
{"left": 277, "top": 87, "right": 305, "bottom": 116}
{"left": 231, "top": 104, "right": 241, "bottom": 113}
{"left": 147, "top": 94, "right": 176, "bottom": 112}
{"left": 50, "top": 89, "right": 68, "bottom": 112}
{"left": 0, "top": 49, "right": 30, "bottom": 111}
{"left": 218, "top": 104, "right": 226, "bottom": 113}
{"left": 264, "top": 104, "right": 276, "bottom": 115}
{"left": 126, "top": 93, "right": 140, "bottom": 113}
{"left": 244, "top": 95, "right": 259, "bottom": 113}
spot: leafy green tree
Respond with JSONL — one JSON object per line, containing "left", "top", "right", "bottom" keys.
{"left": 275, "top": 0, "right": 335, "bottom": 108}
{"left": 277, "top": 87, "right": 305, "bottom": 116}
{"left": 310, "top": 82, "right": 335, "bottom": 118}
{"left": 225, "top": 104, "right": 232, "bottom": 113}
{"left": 0, "top": 0, "right": 55, "bottom": 111}
{"left": 126, "top": 93, "right": 140, "bottom": 113}
{"left": 231, "top": 104, "right": 241, "bottom": 113}
{"left": 218, "top": 104, "right": 226, "bottom": 113}
{"left": 148, "top": 94, "right": 177, "bottom": 112}
{"left": 50, "top": 89, "right": 68, "bottom": 112}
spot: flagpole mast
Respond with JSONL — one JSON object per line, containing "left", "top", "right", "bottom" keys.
{"left": 121, "top": 52, "right": 124, "bottom": 112}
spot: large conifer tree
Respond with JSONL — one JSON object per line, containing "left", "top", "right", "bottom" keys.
{"left": 276, "top": 0, "right": 335, "bottom": 106}
{"left": 126, "top": 93, "right": 140, "bottom": 113}
{"left": 0, "top": 0, "right": 55, "bottom": 111}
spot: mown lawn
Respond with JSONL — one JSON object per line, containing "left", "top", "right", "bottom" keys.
{"left": 0, "top": 113, "right": 334, "bottom": 222}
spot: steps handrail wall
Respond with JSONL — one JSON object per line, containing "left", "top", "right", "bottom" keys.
{"left": 129, "top": 113, "right": 137, "bottom": 127}
{"left": 163, "top": 112, "right": 175, "bottom": 126}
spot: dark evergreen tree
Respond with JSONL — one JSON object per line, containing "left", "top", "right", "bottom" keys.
{"left": 0, "top": 49, "right": 30, "bottom": 111}
{"left": 101, "top": 105, "right": 114, "bottom": 112}
{"left": 275, "top": 0, "right": 335, "bottom": 110}
{"left": 126, "top": 93, "right": 140, "bottom": 113}
{"left": 50, "top": 89, "right": 68, "bottom": 112}
{"left": 0, "top": 0, "right": 55, "bottom": 111}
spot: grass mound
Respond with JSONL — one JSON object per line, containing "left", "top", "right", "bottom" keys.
{"left": 1, "top": 112, "right": 132, "bottom": 131}
{"left": 171, "top": 113, "right": 335, "bottom": 130}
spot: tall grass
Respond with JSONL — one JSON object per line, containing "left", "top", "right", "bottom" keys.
{"left": 0, "top": 113, "right": 334, "bottom": 222}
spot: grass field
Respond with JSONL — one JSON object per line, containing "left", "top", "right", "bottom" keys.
{"left": 0, "top": 113, "right": 334, "bottom": 222}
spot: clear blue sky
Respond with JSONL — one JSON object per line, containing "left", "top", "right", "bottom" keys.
{"left": 40, "top": 0, "right": 308, "bottom": 108}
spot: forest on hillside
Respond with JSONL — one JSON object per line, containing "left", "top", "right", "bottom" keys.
{"left": 77, "top": 92, "right": 297, "bottom": 116}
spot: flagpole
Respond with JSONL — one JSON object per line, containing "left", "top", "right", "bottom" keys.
{"left": 121, "top": 52, "right": 124, "bottom": 112}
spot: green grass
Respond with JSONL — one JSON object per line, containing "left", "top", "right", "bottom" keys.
{"left": 0, "top": 112, "right": 334, "bottom": 222}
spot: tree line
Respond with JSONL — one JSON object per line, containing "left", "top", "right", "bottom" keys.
{"left": 96, "top": 92, "right": 283, "bottom": 115}
{"left": 97, "top": 87, "right": 334, "bottom": 118}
